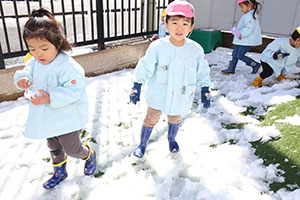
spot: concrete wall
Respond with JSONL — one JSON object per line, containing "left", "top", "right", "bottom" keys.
{"left": 0, "top": 40, "right": 150, "bottom": 103}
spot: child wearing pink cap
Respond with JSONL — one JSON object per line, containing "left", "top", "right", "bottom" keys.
{"left": 221, "top": 0, "right": 262, "bottom": 75}
{"left": 129, "top": 1, "right": 211, "bottom": 158}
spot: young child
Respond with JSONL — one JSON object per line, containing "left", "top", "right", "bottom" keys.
{"left": 24, "top": 52, "right": 32, "bottom": 64}
{"left": 251, "top": 26, "right": 300, "bottom": 87}
{"left": 151, "top": 9, "right": 167, "bottom": 41}
{"left": 158, "top": 8, "right": 167, "bottom": 39}
{"left": 14, "top": 8, "right": 96, "bottom": 189}
{"left": 221, "top": 0, "right": 262, "bottom": 75}
{"left": 129, "top": 1, "right": 211, "bottom": 158}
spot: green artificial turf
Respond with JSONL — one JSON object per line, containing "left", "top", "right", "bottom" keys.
{"left": 251, "top": 98, "right": 300, "bottom": 192}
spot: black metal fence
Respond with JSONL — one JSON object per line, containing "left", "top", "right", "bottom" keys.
{"left": 0, "top": 0, "right": 170, "bottom": 69}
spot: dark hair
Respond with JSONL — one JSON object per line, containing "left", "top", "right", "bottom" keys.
{"left": 23, "top": 8, "right": 72, "bottom": 52}
{"left": 291, "top": 28, "right": 300, "bottom": 41}
{"left": 241, "top": 0, "right": 262, "bottom": 20}
{"left": 165, "top": 15, "right": 194, "bottom": 25}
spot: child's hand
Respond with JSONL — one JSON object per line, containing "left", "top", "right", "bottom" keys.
{"left": 231, "top": 27, "right": 241, "bottom": 40}
{"left": 129, "top": 82, "right": 142, "bottom": 105}
{"left": 30, "top": 90, "right": 50, "bottom": 105}
{"left": 273, "top": 50, "right": 290, "bottom": 60}
{"left": 17, "top": 77, "right": 30, "bottom": 89}
{"left": 201, "top": 87, "right": 211, "bottom": 109}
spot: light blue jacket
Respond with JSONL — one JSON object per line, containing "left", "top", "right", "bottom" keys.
{"left": 233, "top": 10, "right": 262, "bottom": 46}
{"left": 14, "top": 53, "right": 89, "bottom": 139}
{"left": 261, "top": 38, "right": 300, "bottom": 77}
{"left": 158, "top": 22, "right": 167, "bottom": 39}
{"left": 133, "top": 37, "right": 211, "bottom": 115}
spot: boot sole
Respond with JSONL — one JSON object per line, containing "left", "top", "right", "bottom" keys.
{"left": 252, "top": 65, "right": 262, "bottom": 74}
{"left": 43, "top": 175, "right": 68, "bottom": 190}
{"left": 133, "top": 147, "right": 145, "bottom": 158}
{"left": 221, "top": 72, "right": 234, "bottom": 75}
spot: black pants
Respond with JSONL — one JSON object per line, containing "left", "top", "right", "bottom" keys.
{"left": 259, "top": 61, "right": 274, "bottom": 79}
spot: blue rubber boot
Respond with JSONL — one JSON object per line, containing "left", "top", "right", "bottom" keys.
{"left": 43, "top": 158, "right": 68, "bottom": 189}
{"left": 168, "top": 122, "right": 180, "bottom": 153}
{"left": 133, "top": 126, "right": 153, "bottom": 158}
{"left": 221, "top": 61, "right": 237, "bottom": 75}
{"left": 83, "top": 143, "right": 96, "bottom": 176}
{"left": 251, "top": 62, "right": 261, "bottom": 74}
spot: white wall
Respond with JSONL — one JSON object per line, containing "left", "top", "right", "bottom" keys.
{"left": 260, "top": 0, "right": 300, "bottom": 36}
{"left": 189, "top": 0, "right": 300, "bottom": 37}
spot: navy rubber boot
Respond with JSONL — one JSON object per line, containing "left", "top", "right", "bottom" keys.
{"left": 43, "top": 159, "right": 68, "bottom": 189}
{"left": 133, "top": 126, "right": 153, "bottom": 158}
{"left": 84, "top": 143, "right": 96, "bottom": 176}
{"left": 168, "top": 122, "right": 180, "bottom": 153}
{"left": 221, "top": 61, "right": 237, "bottom": 75}
{"left": 251, "top": 62, "right": 261, "bottom": 74}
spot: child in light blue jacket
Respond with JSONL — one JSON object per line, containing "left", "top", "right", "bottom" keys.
{"left": 151, "top": 9, "right": 168, "bottom": 41}
{"left": 14, "top": 8, "right": 96, "bottom": 189}
{"left": 222, "top": 0, "right": 262, "bottom": 75}
{"left": 252, "top": 27, "right": 300, "bottom": 87}
{"left": 158, "top": 9, "right": 167, "bottom": 39}
{"left": 129, "top": 1, "right": 211, "bottom": 158}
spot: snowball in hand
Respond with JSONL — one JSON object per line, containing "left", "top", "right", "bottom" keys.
{"left": 24, "top": 86, "right": 42, "bottom": 99}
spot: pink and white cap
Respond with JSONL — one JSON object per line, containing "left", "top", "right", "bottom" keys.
{"left": 166, "top": 1, "right": 195, "bottom": 18}
{"left": 237, "top": 0, "right": 250, "bottom": 4}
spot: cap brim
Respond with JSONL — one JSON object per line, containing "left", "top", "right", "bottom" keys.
{"left": 167, "top": 12, "right": 194, "bottom": 18}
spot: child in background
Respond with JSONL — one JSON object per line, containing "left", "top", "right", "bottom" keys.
{"left": 14, "top": 8, "right": 96, "bottom": 189}
{"left": 251, "top": 26, "right": 300, "bottom": 87}
{"left": 24, "top": 52, "right": 32, "bottom": 64}
{"left": 158, "top": 9, "right": 167, "bottom": 38}
{"left": 151, "top": 9, "right": 168, "bottom": 41}
{"left": 221, "top": 0, "right": 262, "bottom": 75}
{"left": 129, "top": 1, "right": 211, "bottom": 158}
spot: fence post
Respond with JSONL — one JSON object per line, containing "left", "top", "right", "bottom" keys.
{"left": 147, "top": 0, "right": 157, "bottom": 32}
{"left": 96, "top": 0, "right": 105, "bottom": 50}
{"left": 0, "top": 43, "right": 4, "bottom": 69}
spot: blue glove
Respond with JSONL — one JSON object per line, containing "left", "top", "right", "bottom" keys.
{"left": 201, "top": 87, "right": 210, "bottom": 109}
{"left": 130, "top": 82, "right": 142, "bottom": 104}
{"left": 273, "top": 50, "right": 290, "bottom": 60}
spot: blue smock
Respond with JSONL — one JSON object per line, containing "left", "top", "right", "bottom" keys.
{"left": 261, "top": 38, "right": 300, "bottom": 76}
{"left": 14, "top": 53, "right": 89, "bottom": 139}
{"left": 133, "top": 37, "right": 211, "bottom": 115}
{"left": 233, "top": 10, "right": 262, "bottom": 46}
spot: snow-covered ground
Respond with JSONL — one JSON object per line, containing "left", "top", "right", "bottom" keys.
{"left": 1, "top": 47, "right": 300, "bottom": 200}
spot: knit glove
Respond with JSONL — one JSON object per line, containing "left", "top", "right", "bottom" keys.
{"left": 129, "top": 82, "right": 142, "bottom": 104}
{"left": 201, "top": 87, "right": 210, "bottom": 109}
{"left": 231, "top": 27, "right": 241, "bottom": 40}
{"left": 273, "top": 50, "right": 290, "bottom": 60}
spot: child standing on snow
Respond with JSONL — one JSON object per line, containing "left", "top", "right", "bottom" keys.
{"left": 14, "top": 8, "right": 96, "bottom": 189}
{"left": 251, "top": 26, "right": 300, "bottom": 87}
{"left": 129, "top": 1, "right": 211, "bottom": 158}
{"left": 221, "top": 0, "right": 262, "bottom": 75}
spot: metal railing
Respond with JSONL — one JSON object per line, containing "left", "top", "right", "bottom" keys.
{"left": 0, "top": 0, "right": 169, "bottom": 69}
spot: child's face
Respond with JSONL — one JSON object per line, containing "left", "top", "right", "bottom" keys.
{"left": 289, "top": 38, "right": 300, "bottom": 48}
{"left": 294, "top": 38, "right": 300, "bottom": 48}
{"left": 239, "top": 3, "right": 252, "bottom": 14}
{"left": 165, "top": 16, "right": 194, "bottom": 46}
{"left": 26, "top": 37, "right": 58, "bottom": 65}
